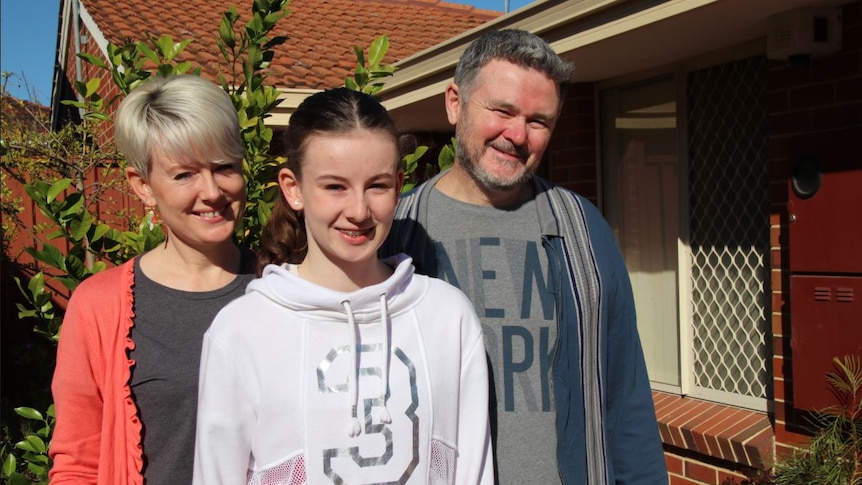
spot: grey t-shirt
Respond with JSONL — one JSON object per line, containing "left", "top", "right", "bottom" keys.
{"left": 427, "top": 188, "right": 561, "bottom": 485}
{"left": 130, "top": 258, "right": 254, "bottom": 485}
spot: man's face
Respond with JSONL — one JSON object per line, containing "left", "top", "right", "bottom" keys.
{"left": 447, "top": 59, "right": 561, "bottom": 193}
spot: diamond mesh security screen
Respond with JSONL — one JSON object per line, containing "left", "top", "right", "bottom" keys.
{"left": 687, "top": 56, "right": 770, "bottom": 400}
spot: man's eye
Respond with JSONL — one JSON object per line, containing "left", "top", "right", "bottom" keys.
{"left": 528, "top": 120, "right": 549, "bottom": 129}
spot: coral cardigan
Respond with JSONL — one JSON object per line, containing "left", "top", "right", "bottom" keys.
{"left": 49, "top": 259, "right": 144, "bottom": 485}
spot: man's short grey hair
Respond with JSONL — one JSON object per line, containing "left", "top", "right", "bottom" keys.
{"left": 453, "top": 29, "right": 574, "bottom": 100}
{"left": 115, "top": 75, "right": 244, "bottom": 178}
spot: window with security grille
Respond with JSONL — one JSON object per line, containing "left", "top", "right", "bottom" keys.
{"left": 687, "top": 56, "right": 770, "bottom": 407}
{"left": 600, "top": 55, "right": 770, "bottom": 409}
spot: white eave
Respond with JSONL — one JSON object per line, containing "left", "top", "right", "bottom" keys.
{"left": 377, "top": 0, "right": 849, "bottom": 132}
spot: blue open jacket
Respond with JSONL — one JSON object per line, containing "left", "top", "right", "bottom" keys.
{"left": 381, "top": 173, "right": 667, "bottom": 484}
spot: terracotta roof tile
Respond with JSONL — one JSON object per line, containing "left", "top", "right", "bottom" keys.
{"left": 81, "top": 0, "right": 500, "bottom": 90}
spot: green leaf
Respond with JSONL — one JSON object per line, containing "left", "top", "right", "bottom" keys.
{"left": 370, "top": 64, "right": 395, "bottom": 76}
{"left": 26, "top": 462, "right": 46, "bottom": 475}
{"left": 2, "top": 452, "right": 16, "bottom": 477}
{"left": 91, "top": 223, "right": 111, "bottom": 242}
{"left": 54, "top": 276, "right": 81, "bottom": 291}
{"left": 14, "top": 407, "right": 43, "bottom": 421}
{"left": 219, "top": 17, "right": 237, "bottom": 48}
{"left": 46, "top": 179, "right": 72, "bottom": 203}
{"left": 84, "top": 77, "right": 101, "bottom": 98}
{"left": 60, "top": 99, "right": 87, "bottom": 109}
{"left": 253, "top": 0, "right": 269, "bottom": 13}
{"left": 154, "top": 34, "right": 175, "bottom": 58}
{"left": 403, "top": 145, "right": 427, "bottom": 164}
{"left": 69, "top": 211, "right": 94, "bottom": 241}
{"left": 353, "top": 46, "right": 366, "bottom": 67}
{"left": 77, "top": 52, "right": 108, "bottom": 69}
{"left": 33, "top": 244, "right": 66, "bottom": 269}
{"left": 26, "top": 271, "right": 48, "bottom": 296}
{"left": 85, "top": 111, "right": 111, "bottom": 122}
{"left": 26, "top": 453, "right": 49, "bottom": 465}
{"left": 64, "top": 253, "right": 87, "bottom": 280}
{"left": 263, "top": 35, "right": 288, "bottom": 49}
{"left": 368, "top": 35, "right": 389, "bottom": 67}
{"left": 224, "top": 5, "right": 239, "bottom": 24}
{"left": 15, "top": 436, "right": 46, "bottom": 454}
{"left": 172, "top": 39, "right": 194, "bottom": 60}
{"left": 136, "top": 42, "right": 159, "bottom": 64}
{"left": 58, "top": 193, "right": 85, "bottom": 221}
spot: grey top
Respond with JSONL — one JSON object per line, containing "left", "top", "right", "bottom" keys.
{"left": 130, "top": 257, "right": 254, "bottom": 485}
{"left": 426, "top": 188, "right": 561, "bottom": 485}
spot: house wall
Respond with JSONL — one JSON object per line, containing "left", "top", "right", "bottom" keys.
{"left": 767, "top": 0, "right": 862, "bottom": 462}
{"left": 545, "top": 1, "right": 861, "bottom": 483}
{"left": 548, "top": 82, "right": 599, "bottom": 204}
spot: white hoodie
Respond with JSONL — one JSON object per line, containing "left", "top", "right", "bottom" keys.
{"left": 193, "top": 255, "right": 493, "bottom": 485}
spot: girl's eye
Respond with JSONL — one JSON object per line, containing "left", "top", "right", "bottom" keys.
{"left": 325, "top": 184, "right": 345, "bottom": 191}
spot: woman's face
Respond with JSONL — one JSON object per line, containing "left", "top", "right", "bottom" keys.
{"left": 280, "top": 129, "right": 402, "bottom": 278}
{"left": 127, "top": 146, "right": 246, "bottom": 252}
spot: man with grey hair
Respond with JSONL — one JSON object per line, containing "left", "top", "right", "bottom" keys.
{"left": 383, "top": 29, "right": 667, "bottom": 484}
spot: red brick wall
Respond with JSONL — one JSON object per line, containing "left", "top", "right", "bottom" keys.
{"left": 549, "top": 82, "right": 598, "bottom": 204}
{"left": 665, "top": 450, "right": 755, "bottom": 485}
{"left": 767, "top": 0, "right": 862, "bottom": 459}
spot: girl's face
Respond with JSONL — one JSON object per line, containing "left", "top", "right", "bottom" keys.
{"left": 127, "top": 147, "right": 246, "bottom": 252}
{"left": 279, "top": 129, "right": 402, "bottom": 281}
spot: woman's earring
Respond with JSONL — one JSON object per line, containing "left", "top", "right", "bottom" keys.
{"left": 293, "top": 200, "right": 300, "bottom": 206}
{"left": 144, "top": 206, "right": 158, "bottom": 230}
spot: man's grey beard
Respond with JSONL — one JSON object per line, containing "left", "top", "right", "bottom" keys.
{"left": 455, "top": 137, "right": 534, "bottom": 192}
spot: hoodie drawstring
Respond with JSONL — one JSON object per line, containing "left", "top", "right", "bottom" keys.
{"left": 378, "top": 294, "right": 392, "bottom": 425}
{"left": 342, "top": 295, "right": 392, "bottom": 437}
{"left": 342, "top": 300, "right": 363, "bottom": 437}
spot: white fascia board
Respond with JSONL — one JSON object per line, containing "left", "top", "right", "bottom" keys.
{"left": 551, "top": 0, "right": 718, "bottom": 53}
{"left": 78, "top": 1, "right": 110, "bottom": 65}
{"left": 380, "top": 0, "right": 718, "bottom": 105}
{"left": 381, "top": 0, "right": 623, "bottom": 97}
{"left": 267, "top": 88, "right": 321, "bottom": 127}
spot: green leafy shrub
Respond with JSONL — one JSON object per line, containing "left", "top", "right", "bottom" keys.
{"left": 774, "top": 354, "right": 862, "bottom": 485}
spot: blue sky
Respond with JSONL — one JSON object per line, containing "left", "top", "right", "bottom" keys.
{"left": 0, "top": 0, "right": 533, "bottom": 107}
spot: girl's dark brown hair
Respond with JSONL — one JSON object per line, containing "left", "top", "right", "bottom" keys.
{"left": 257, "top": 87, "right": 399, "bottom": 273}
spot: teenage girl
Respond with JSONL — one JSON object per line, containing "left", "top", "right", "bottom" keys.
{"left": 193, "top": 87, "right": 493, "bottom": 485}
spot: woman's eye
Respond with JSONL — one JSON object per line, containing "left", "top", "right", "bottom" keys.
{"left": 173, "top": 172, "right": 192, "bottom": 181}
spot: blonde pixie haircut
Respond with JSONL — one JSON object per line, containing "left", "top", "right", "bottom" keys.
{"left": 114, "top": 75, "right": 244, "bottom": 178}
